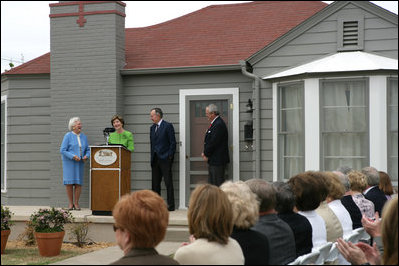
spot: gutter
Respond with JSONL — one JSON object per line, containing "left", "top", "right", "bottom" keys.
{"left": 239, "top": 60, "right": 261, "bottom": 179}
{"left": 120, "top": 64, "right": 241, "bottom": 75}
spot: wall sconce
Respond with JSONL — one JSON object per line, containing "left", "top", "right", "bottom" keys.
{"left": 246, "top": 99, "right": 253, "bottom": 113}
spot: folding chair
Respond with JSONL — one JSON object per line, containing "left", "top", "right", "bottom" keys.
{"left": 288, "top": 250, "right": 321, "bottom": 265}
{"left": 324, "top": 242, "right": 339, "bottom": 264}
{"left": 315, "top": 242, "right": 333, "bottom": 265}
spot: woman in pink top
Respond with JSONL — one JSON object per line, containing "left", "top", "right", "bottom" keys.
{"left": 347, "top": 171, "right": 375, "bottom": 219}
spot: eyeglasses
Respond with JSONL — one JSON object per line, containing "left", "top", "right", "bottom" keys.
{"left": 113, "top": 224, "right": 121, "bottom": 232}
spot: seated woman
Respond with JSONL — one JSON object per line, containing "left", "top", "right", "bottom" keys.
{"left": 174, "top": 184, "right": 244, "bottom": 265}
{"left": 315, "top": 172, "right": 344, "bottom": 243}
{"left": 110, "top": 190, "right": 179, "bottom": 265}
{"left": 323, "top": 171, "right": 353, "bottom": 238}
{"left": 221, "top": 181, "right": 270, "bottom": 265}
{"left": 108, "top": 115, "right": 134, "bottom": 152}
{"left": 347, "top": 170, "right": 375, "bottom": 219}
{"left": 288, "top": 171, "right": 327, "bottom": 251}
{"left": 273, "top": 181, "right": 313, "bottom": 257}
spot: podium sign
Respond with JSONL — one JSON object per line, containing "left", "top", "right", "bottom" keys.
{"left": 90, "top": 145, "right": 131, "bottom": 215}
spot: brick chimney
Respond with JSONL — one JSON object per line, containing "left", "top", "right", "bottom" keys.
{"left": 49, "top": 1, "right": 126, "bottom": 207}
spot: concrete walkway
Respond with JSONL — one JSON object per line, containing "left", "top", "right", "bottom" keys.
{"left": 50, "top": 241, "right": 182, "bottom": 265}
{"left": 5, "top": 206, "right": 187, "bottom": 265}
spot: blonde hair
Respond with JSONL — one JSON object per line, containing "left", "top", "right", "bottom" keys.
{"left": 220, "top": 181, "right": 259, "bottom": 229}
{"left": 381, "top": 196, "right": 398, "bottom": 264}
{"left": 188, "top": 184, "right": 233, "bottom": 245}
{"left": 348, "top": 170, "right": 368, "bottom": 192}
{"left": 68, "top": 117, "right": 80, "bottom": 131}
{"left": 112, "top": 190, "right": 169, "bottom": 248}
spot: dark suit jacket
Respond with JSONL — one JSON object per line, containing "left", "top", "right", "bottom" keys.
{"left": 231, "top": 227, "right": 270, "bottom": 265}
{"left": 110, "top": 248, "right": 179, "bottom": 265}
{"left": 278, "top": 212, "right": 313, "bottom": 257}
{"left": 203, "top": 116, "right": 230, "bottom": 166}
{"left": 364, "top": 186, "right": 387, "bottom": 216}
{"left": 252, "top": 214, "right": 297, "bottom": 265}
{"left": 150, "top": 120, "right": 176, "bottom": 164}
{"left": 341, "top": 195, "right": 363, "bottom": 229}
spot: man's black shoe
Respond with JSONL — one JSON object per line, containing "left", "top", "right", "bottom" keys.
{"left": 168, "top": 206, "right": 175, "bottom": 211}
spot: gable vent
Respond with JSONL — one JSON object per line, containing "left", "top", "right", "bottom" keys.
{"left": 343, "top": 21, "right": 359, "bottom": 46}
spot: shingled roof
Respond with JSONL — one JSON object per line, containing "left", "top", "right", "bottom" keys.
{"left": 3, "top": 1, "right": 327, "bottom": 75}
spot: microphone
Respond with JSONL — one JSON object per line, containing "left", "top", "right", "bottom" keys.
{"left": 103, "top": 127, "right": 116, "bottom": 134}
{"left": 103, "top": 127, "right": 115, "bottom": 145}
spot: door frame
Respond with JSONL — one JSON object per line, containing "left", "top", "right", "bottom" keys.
{"left": 179, "top": 88, "right": 240, "bottom": 209}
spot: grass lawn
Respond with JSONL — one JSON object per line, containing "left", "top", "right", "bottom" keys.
{"left": 1, "top": 241, "right": 115, "bottom": 265}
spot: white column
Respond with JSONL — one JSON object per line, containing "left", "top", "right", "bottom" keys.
{"left": 304, "top": 79, "right": 320, "bottom": 171}
{"left": 369, "top": 76, "right": 387, "bottom": 171}
{"left": 273, "top": 83, "right": 278, "bottom": 181}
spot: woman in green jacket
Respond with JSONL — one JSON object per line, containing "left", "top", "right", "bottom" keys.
{"left": 108, "top": 115, "right": 134, "bottom": 152}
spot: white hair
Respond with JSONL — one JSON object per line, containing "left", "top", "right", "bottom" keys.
{"left": 68, "top": 117, "right": 80, "bottom": 131}
{"left": 207, "top": 104, "right": 220, "bottom": 115}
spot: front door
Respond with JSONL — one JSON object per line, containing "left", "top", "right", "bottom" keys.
{"left": 179, "top": 88, "right": 239, "bottom": 208}
{"left": 189, "top": 100, "right": 230, "bottom": 192}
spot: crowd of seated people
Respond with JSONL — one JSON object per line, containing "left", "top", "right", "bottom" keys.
{"left": 110, "top": 166, "right": 397, "bottom": 265}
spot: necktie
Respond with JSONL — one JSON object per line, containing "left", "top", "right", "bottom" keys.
{"left": 155, "top": 124, "right": 159, "bottom": 133}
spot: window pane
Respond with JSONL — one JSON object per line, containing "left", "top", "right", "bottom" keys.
{"left": 281, "top": 109, "right": 303, "bottom": 132}
{"left": 278, "top": 82, "right": 304, "bottom": 180}
{"left": 388, "top": 78, "right": 398, "bottom": 183}
{"left": 323, "top": 107, "right": 367, "bottom": 132}
{"left": 321, "top": 79, "right": 368, "bottom": 171}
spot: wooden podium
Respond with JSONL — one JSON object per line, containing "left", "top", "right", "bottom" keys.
{"left": 90, "top": 145, "right": 131, "bottom": 215}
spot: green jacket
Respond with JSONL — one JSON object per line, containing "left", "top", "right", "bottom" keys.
{"left": 108, "top": 130, "right": 134, "bottom": 152}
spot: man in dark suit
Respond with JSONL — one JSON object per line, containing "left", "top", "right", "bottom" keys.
{"left": 362, "top": 166, "right": 387, "bottom": 216}
{"left": 150, "top": 108, "right": 176, "bottom": 211}
{"left": 201, "top": 104, "right": 229, "bottom": 186}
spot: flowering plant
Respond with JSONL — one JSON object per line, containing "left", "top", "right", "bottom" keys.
{"left": 30, "top": 207, "right": 74, "bottom": 233}
{"left": 1, "top": 205, "right": 14, "bottom": 231}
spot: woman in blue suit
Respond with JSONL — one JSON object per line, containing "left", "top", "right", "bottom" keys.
{"left": 60, "top": 117, "right": 90, "bottom": 210}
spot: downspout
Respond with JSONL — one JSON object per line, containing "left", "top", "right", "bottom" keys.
{"left": 240, "top": 60, "right": 261, "bottom": 179}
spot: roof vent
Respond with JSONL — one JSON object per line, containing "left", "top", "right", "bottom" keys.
{"left": 343, "top": 21, "right": 359, "bottom": 46}
{"left": 338, "top": 17, "right": 364, "bottom": 51}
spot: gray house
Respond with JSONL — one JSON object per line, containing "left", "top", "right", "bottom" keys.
{"left": 1, "top": 1, "right": 397, "bottom": 208}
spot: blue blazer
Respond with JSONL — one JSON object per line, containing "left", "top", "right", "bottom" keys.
{"left": 150, "top": 120, "right": 176, "bottom": 164}
{"left": 60, "top": 131, "right": 90, "bottom": 161}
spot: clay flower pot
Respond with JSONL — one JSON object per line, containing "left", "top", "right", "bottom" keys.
{"left": 34, "top": 231, "right": 65, "bottom": 257}
{"left": 1, "top": 230, "right": 11, "bottom": 254}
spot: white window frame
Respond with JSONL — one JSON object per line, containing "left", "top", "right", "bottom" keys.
{"left": 276, "top": 81, "right": 305, "bottom": 181}
{"left": 1, "top": 95, "right": 8, "bottom": 193}
{"left": 273, "top": 75, "right": 391, "bottom": 179}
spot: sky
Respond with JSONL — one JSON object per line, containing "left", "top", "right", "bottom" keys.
{"left": 1, "top": 1, "right": 398, "bottom": 73}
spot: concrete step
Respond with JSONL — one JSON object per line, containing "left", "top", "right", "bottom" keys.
{"left": 6, "top": 206, "right": 189, "bottom": 244}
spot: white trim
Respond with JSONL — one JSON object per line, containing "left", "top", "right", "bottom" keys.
{"left": 369, "top": 76, "right": 387, "bottom": 171}
{"left": 272, "top": 83, "right": 278, "bottom": 181}
{"left": 1, "top": 95, "right": 7, "bottom": 193}
{"left": 179, "top": 88, "right": 240, "bottom": 209}
{"left": 304, "top": 79, "right": 320, "bottom": 171}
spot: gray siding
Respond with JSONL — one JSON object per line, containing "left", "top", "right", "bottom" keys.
{"left": 1, "top": 75, "right": 51, "bottom": 205}
{"left": 253, "top": 3, "right": 398, "bottom": 77}
{"left": 122, "top": 71, "right": 254, "bottom": 206}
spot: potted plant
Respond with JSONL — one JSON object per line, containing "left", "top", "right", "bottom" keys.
{"left": 1, "top": 205, "right": 14, "bottom": 254}
{"left": 30, "top": 207, "right": 74, "bottom": 257}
